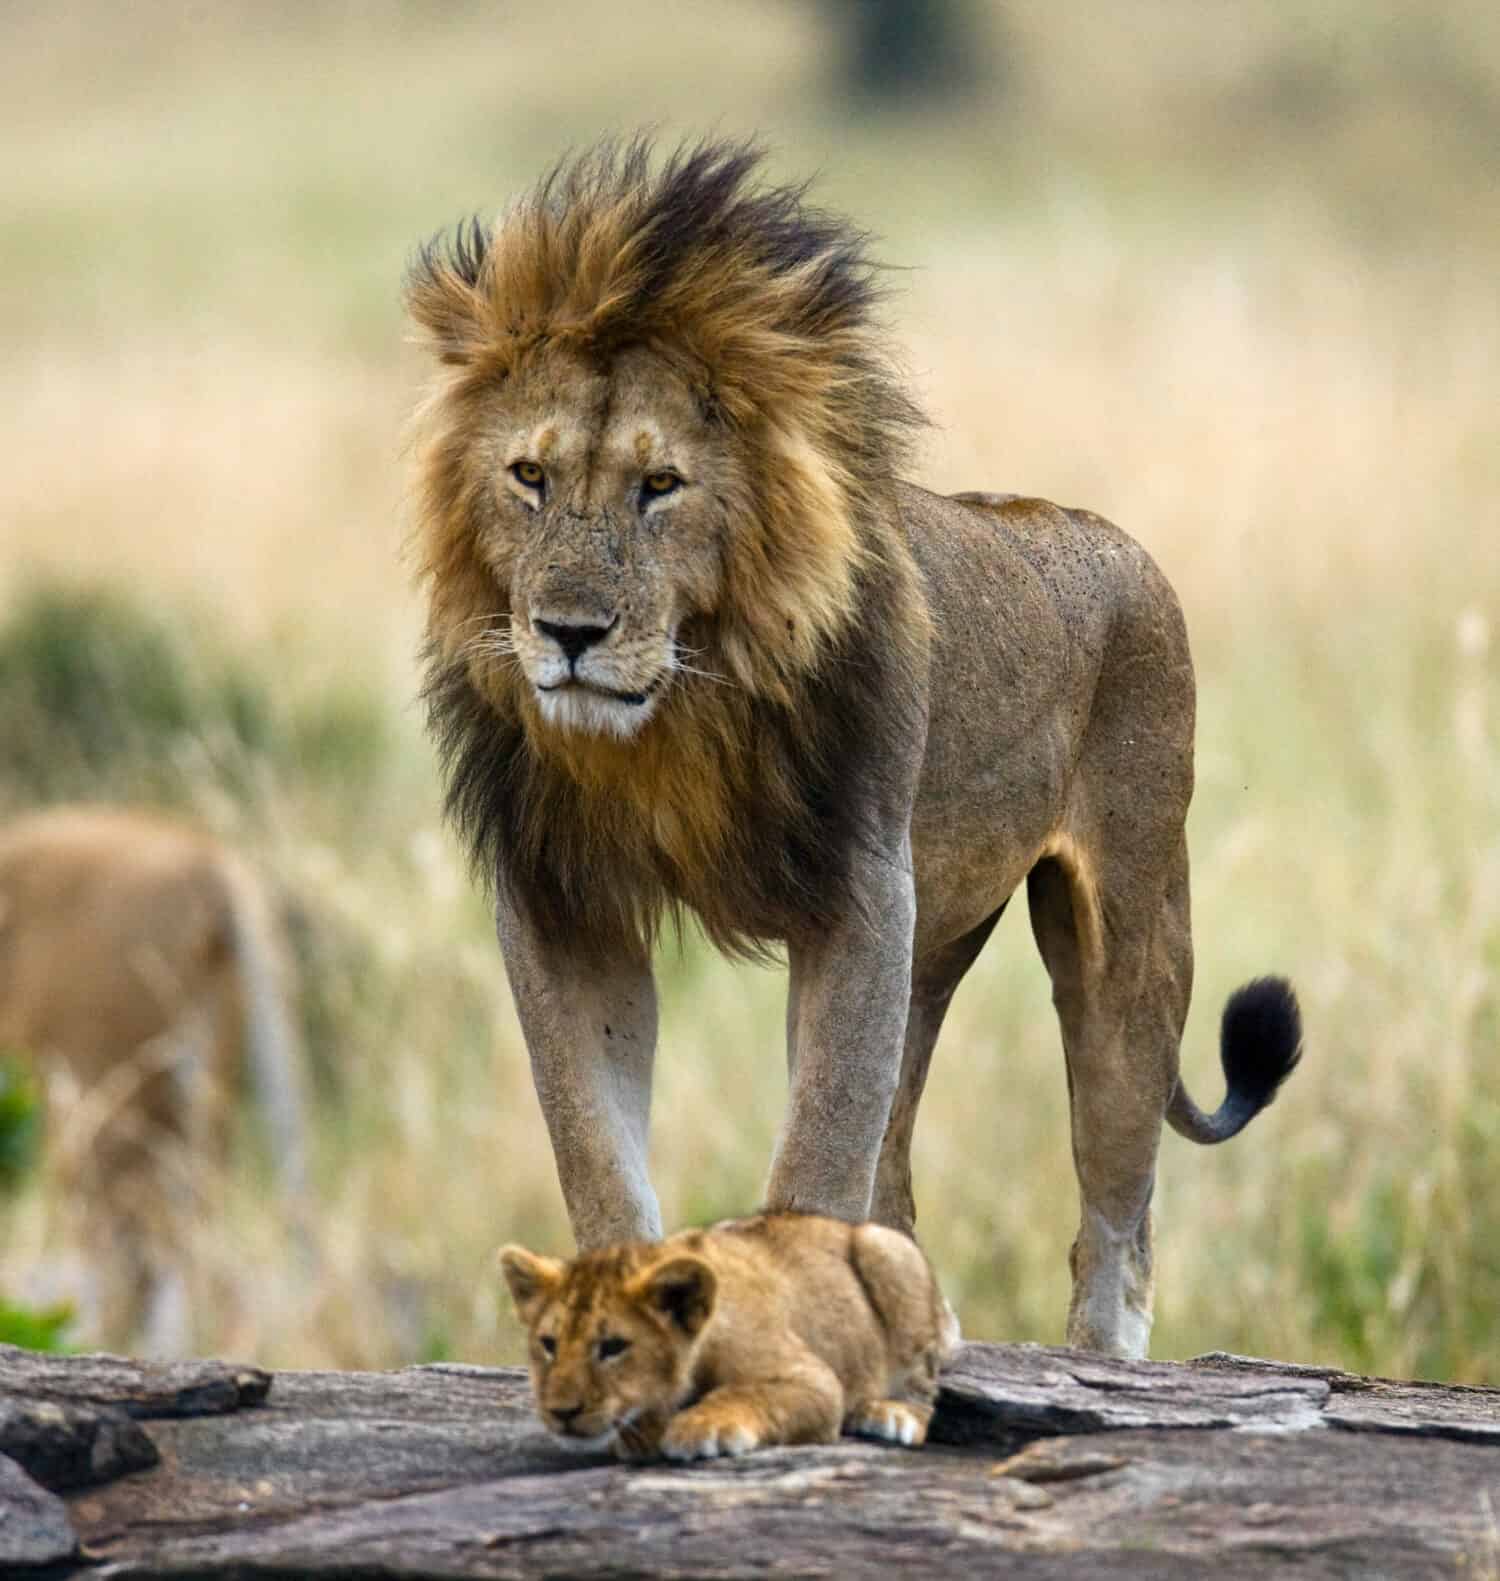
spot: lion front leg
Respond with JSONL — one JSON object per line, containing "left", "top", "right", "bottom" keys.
{"left": 495, "top": 886, "right": 663, "bottom": 1249}
{"left": 766, "top": 852, "right": 916, "bottom": 1223}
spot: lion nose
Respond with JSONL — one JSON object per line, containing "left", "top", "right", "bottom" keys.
{"left": 551, "top": 1403, "right": 585, "bottom": 1428}
{"left": 535, "top": 616, "right": 615, "bottom": 663}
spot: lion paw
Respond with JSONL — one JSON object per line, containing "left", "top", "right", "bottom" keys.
{"left": 662, "top": 1408, "right": 762, "bottom": 1461}
{"left": 846, "top": 1400, "right": 929, "bottom": 1448}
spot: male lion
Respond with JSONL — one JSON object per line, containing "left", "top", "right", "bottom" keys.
{"left": 406, "top": 138, "right": 1301, "bottom": 1359}
{"left": 0, "top": 804, "right": 310, "bottom": 1352}
{"left": 500, "top": 1213, "right": 953, "bottom": 1461}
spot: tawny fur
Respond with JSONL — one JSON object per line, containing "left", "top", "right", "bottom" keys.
{"left": 500, "top": 1214, "right": 953, "bottom": 1461}
{"left": 0, "top": 804, "right": 309, "bottom": 1353}
{"left": 407, "top": 138, "right": 1302, "bottom": 1359}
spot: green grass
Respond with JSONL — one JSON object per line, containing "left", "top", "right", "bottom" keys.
{"left": 0, "top": 1053, "right": 43, "bottom": 1194}
{"left": 0, "top": 583, "right": 271, "bottom": 802}
{"left": 0, "top": 582, "right": 391, "bottom": 818}
{"left": 0, "top": 1054, "right": 74, "bottom": 1351}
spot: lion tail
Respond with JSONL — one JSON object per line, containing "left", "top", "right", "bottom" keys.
{"left": 220, "top": 855, "right": 312, "bottom": 1210}
{"left": 1166, "top": 977, "right": 1302, "bottom": 1145}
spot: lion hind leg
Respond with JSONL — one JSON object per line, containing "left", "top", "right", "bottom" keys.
{"left": 1027, "top": 836, "right": 1192, "bottom": 1359}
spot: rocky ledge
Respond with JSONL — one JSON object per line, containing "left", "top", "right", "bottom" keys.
{"left": 3, "top": 1339, "right": 1499, "bottom": 1577}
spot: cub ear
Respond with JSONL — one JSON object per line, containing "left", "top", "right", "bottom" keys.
{"left": 634, "top": 1255, "right": 718, "bottom": 1338}
{"left": 497, "top": 1244, "right": 566, "bottom": 1323}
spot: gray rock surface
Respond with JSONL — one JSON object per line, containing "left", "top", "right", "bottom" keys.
{"left": 2, "top": 1340, "right": 1498, "bottom": 1577}
{"left": 0, "top": 1448, "right": 77, "bottom": 1570}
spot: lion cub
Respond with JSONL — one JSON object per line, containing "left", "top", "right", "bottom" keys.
{"left": 499, "top": 1213, "right": 955, "bottom": 1461}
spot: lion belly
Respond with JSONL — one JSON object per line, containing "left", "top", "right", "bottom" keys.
{"left": 899, "top": 483, "right": 1188, "bottom": 957}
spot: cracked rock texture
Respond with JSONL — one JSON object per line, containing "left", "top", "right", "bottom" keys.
{"left": 3, "top": 1340, "right": 1499, "bottom": 1577}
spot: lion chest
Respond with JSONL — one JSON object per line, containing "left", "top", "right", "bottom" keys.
{"left": 535, "top": 707, "right": 864, "bottom": 955}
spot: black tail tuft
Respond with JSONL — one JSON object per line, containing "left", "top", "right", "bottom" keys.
{"left": 1221, "top": 975, "right": 1303, "bottom": 1113}
{"left": 1169, "top": 975, "right": 1303, "bottom": 1144}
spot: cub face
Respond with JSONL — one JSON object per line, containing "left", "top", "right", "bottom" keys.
{"left": 499, "top": 1244, "right": 717, "bottom": 1451}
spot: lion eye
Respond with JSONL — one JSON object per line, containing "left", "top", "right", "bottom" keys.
{"left": 510, "top": 460, "right": 546, "bottom": 490}
{"left": 641, "top": 471, "right": 680, "bottom": 499}
{"left": 538, "top": 1334, "right": 557, "bottom": 1359}
{"left": 596, "top": 1335, "right": 631, "bottom": 1361}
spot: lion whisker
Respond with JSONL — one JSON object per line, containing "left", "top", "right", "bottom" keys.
{"left": 458, "top": 633, "right": 523, "bottom": 669}
{"left": 671, "top": 660, "right": 737, "bottom": 690}
{"left": 668, "top": 640, "right": 738, "bottom": 691}
{"left": 452, "top": 611, "right": 516, "bottom": 631}
{"left": 456, "top": 623, "right": 517, "bottom": 651}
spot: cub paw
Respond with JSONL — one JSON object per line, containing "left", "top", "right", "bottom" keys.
{"left": 662, "top": 1408, "right": 762, "bottom": 1461}
{"left": 847, "top": 1400, "right": 929, "bottom": 1448}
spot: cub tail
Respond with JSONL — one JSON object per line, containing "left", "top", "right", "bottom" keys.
{"left": 1167, "top": 976, "right": 1302, "bottom": 1145}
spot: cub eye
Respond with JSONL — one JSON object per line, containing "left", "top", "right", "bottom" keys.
{"left": 641, "top": 471, "right": 680, "bottom": 499}
{"left": 596, "top": 1335, "right": 631, "bottom": 1361}
{"left": 510, "top": 460, "right": 545, "bottom": 490}
{"left": 538, "top": 1334, "right": 557, "bottom": 1358}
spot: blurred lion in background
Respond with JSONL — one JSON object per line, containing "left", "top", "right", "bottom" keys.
{"left": 0, "top": 804, "right": 310, "bottom": 1354}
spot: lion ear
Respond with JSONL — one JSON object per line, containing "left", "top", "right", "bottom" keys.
{"left": 497, "top": 1244, "right": 566, "bottom": 1323}
{"left": 405, "top": 222, "right": 492, "bottom": 367}
{"left": 632, "top": 1255, "right": 718, "bottom": 1338}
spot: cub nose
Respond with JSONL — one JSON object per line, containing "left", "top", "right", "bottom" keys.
{"left": 535, "top": 616, "right": 615, "bottom": 663}
{"left": 551, "top": 1403, "right": 585, "bottom": 1428}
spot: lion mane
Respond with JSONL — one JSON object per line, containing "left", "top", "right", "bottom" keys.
{"left": 407, "top": 138, "right": 931, "bottom": 958}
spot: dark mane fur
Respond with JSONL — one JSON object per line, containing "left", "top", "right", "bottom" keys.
{"left": 408, "top": 136, "right": 930, "bottom": 958}
{"left": 422, "top": 557, "right": 923, "bottom": 960}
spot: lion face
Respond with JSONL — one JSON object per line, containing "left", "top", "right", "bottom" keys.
{"left": 476, "top": 345, "right": 733, "bottom": 741}
{"left": 499, "top": 1244, "right": 717, "bottom": 1450}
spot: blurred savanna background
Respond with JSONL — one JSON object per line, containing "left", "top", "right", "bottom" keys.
{"left": 2, "top": 0, "right": 1497, "bottom": 1380}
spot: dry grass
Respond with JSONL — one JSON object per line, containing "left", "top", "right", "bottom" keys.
{"left": 1, "top": 2, "right": 1497, "bottom": 1380}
